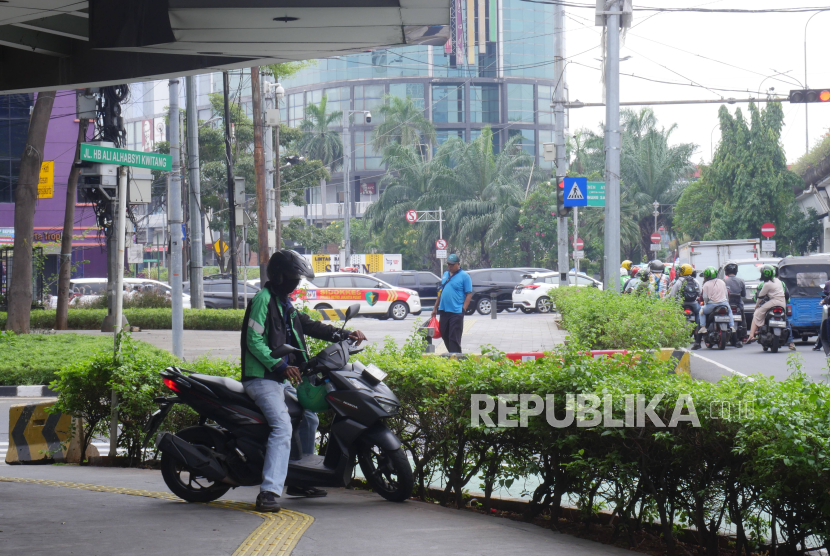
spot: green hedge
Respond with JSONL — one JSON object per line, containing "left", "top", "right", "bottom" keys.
{"left": 45, "top": 327, "right": 830, "bottom": 554}
{"left": 0, "top": 309, "right": 247, "bottom": 331}
{"left": 550, "top": 287, "right": 693, "bottom": 350}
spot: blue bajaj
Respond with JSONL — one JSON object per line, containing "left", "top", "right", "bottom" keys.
{"left": 777, "top": 256, "right": 830, "bottom": 342}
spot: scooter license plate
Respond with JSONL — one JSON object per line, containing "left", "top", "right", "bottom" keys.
{"left": 769, "top": 321, "right": 786, "bottom": 328}
{"left": 714, "top": 316, "right": 730, "bottom": 323}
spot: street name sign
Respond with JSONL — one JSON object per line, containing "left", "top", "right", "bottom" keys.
{"left": 762, "top": 240, "right": 776, "bottom": 252}
{"left": 650, "top": 244, "right": 661, "bottom": 251}
{"left": 573, "top": 250, "right": 585, "bottom": 259}
{"left": 587, "top": 182, "right": 605, "bottom": 207}
{"left": 80, "top": 143, "right": 172, "bottom": 171}
{"left": 436, "top": 249, "right": 447, "bottom": 259}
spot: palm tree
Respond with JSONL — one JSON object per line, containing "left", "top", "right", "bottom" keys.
{"left": 296, "top": 95, "right": 343, "bottom": 170}
{"left": 619, "top": 108, "right": 696, "bottom": 255}
{"left": 372, "top": 95, "right": 436, "bottom": 154}
{"left": 442, "top": 127, "right": 534, "bottom": 266}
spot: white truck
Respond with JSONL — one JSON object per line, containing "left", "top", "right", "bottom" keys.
{"left": 677, "top": 239, "right": 761, "bottom": 271}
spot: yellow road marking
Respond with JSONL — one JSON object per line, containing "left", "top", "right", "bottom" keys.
{"left": 434, "top": 318, "right": 477, "bottom": 355}
{"left": 0, "top": 477, "right": 313, "bottom": 556}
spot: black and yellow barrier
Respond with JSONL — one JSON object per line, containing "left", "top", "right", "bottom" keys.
{"left": 318, "top": 308, "right": 349, "bottom": 321}
{"left": 654, "top": 348, "right": 691, "bottom": 376}
{"left": 6, "top": 401, "right": 73, "bottom": 465}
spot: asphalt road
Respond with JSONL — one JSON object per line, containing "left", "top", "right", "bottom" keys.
{"left": 687, "top": 338, "right": 830, "bottom": 383}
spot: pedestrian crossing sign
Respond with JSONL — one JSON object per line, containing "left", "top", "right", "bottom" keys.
{"left": 563, "top": 177, "right": 588, "bottom": 207}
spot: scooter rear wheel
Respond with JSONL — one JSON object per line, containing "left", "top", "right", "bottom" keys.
{"left": 160, "top": 428, "right": 231, "bottom": 503}
{"left": 357, "top": 444, "right": 414, "bottom": 502}
{"left": 771, "top": 335, "right": 779, "bottom": 353}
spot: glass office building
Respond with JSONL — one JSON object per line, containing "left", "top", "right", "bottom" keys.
{"left": 278, "top": 0, "right": 562, "bottom": 223}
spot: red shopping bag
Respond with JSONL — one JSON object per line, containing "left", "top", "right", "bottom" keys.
{"left": 427, "top": 316, "right": 442, "bottom": 339}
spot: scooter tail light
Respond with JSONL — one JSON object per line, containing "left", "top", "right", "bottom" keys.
{"left": 163, "top": 377, "right": 180, "bottom": 392}
{"left": 786, "top": 304, "right": 792, "bottom": 317}
{"left": 684, "top": 309, "right": 691, "bottom": 315}
{"left": 772, "top": 307, "right": 784, "bottom": 315}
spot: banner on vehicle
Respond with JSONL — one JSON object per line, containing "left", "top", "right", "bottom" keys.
{"left": 307, "top": 254, "right": 402, "bottom": 274}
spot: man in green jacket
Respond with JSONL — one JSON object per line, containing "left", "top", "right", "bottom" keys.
{"left": 241, "top": 249, "right": 366, "bottom": 512}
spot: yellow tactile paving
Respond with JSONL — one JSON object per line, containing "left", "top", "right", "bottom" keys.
{"left": 0, "top": 477, "right": 313, "bottom": 556}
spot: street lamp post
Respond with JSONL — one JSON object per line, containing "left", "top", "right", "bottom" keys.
{"left": 271, "top": 82, "right": 285, "bottom": 250}
{"left": 653, "top": 200, "right": 660, "bottom": 235}
{"left": 341, "top": 109, "right": 371, "bottom": 267}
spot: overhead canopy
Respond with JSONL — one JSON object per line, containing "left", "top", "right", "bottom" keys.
{"left": 0, "top": 0, "right": 450, "bottom": 93}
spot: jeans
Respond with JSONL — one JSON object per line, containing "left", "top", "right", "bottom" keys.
{"left": 283, "top": 382, "right": 319, "bottom": 456}
{"left": 244, "top": 378, "right": 292, "bottom": 495}
{"left": 685, "top": 302, "right": 700, "bottom": 326}
{"left": 701, "top": 301, "right": 734, "bottom": 329}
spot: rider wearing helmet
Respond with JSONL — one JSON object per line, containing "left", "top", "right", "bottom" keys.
{"left": 699, "top": 266, "right": 735, "bottom": 337}
{"left": 648, "top": 260, "right": 668, "bottom": 298}
{"left": 627, "top": 264, "right": 655, "bottom": 295}
{"left": 723, "top": 262, "right": 746, "bottom": 335}
{"left": 622, "top": 266, "right": 640, "bottom": 293}
{"left": 241, "top": 249, "right": 367, "bottom": 512}
{"left": 669, "top": 264, "right": 702, "bottom": 348}
{"left": 746, "top": 264, "right": 792, "bottom": 348}
{"left": 620, "top": 260, "right": 632, "bottom": 290}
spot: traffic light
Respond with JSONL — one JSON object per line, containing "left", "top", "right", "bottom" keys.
{"left": 555, "top": 179, "right": 572, "bottom": 217}
{"left": 789, "top": 89, "right": 830, "bottom": 103}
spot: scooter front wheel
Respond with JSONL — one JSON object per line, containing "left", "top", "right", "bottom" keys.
{"left": 357, "top": 445, "right": 414, "bottom": 502}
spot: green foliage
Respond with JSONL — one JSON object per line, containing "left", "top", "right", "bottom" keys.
{"left": 0, "top": 332, "right": 121, "bottom": 386}
{"left": 681, "top": 101, "right": 821, "bottom": 255}
{"left": 296, "top": 95, "right": 343, "bottom": 169}
{"left": 282, "top": 218, "right": 343, "bottom": 254}
{"left": 792, "top": 132, "right": 830, "bottom": 177}
{"left": 0, "top": 309, "right": 247, "bottom": 331}
{"left": 550, "top": 287, "right": 693, "bottom": 349}
{"left": 372, "top": 95, "right": 436, "bottom": 152}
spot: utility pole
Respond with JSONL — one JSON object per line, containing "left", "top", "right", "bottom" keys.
{"left": 262, "top": 71, "right": 275, "bottom": 257}
{"left": 168, "top": 79, "right": 183, "bottom": 358}
{"left": 185, "top": 76, "right": 204, "bottom": 309}
{"left": 342, "top": 111, "right": 352, "bottom": 267}
{"left": 274, "top": 91, "right": 283, "bottom": 251}
{"left": 223, "top": 71, "right": 239, "bottom": 309}
{"left": 251, "top": 66, "right": 268, "bottom": 280}
{"left": 553, "top": 0, "right": 569, "bottom": 287}
{"left": 603, "top": 0, "right": 622, "bottom": 292}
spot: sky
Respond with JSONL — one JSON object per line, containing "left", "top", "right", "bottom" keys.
{"left": 561, "top": 1, "right": 830, "bottom": 166}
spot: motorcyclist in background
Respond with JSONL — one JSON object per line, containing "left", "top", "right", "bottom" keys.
{"left": 622, "top": 266, "right": 640, "bottom": 293}
{"left": 723, "top": 263, "right": 746, "bottom": 339}
{"left": 627, "top": 265, "right": 656, "bottom": 296}
{"left": 647, "top": 260, "right": 668, "bottom": 298}
{"left": 668, "top": 263, "right": 702, "bottom": 349}
{"left": 620, "top": 260, "right": 632, "bottom": 290}
{"left": 698, "top": 266, "right": 735, "bottom": 334}
{"left": 746, "top": 264, "right": 793, "bottom": 349}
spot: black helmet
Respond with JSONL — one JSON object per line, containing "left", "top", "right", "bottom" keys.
{"left": 267, "top": 249, "right": 314, "bottom": 285}
{"left": 724, "top": 262, "right": 738, "bottom": 276}
{"left": 648, "top": 260, "right": 665, "bottom": 274}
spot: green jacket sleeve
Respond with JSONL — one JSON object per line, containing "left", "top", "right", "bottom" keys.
{"left": 246, "top": 291, "right": 282, "bottom": 371}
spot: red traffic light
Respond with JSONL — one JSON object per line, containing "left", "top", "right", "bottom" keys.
{"left": 789, "top": 89, "right": 830, "bottom": 103}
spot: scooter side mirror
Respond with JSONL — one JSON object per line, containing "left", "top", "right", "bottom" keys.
{"left": 271, "top": 344, "right": 307, "bottom": 359}
{"left": 345, "top": 303, "right": 361, "bottom": 320}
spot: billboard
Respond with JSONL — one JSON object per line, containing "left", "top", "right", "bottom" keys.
{"left": 308, "top": 253, "right": 402, "bottom": 274}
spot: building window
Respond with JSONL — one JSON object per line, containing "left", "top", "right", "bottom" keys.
{"left": 288, "top": 93, "right": 304, "bottom": 127}
{"left": 354, "top": 130, "right": 382, "bottom": 170}
{"left": 324, "top": 87, "right": 350, "bottom": 121}
{"left": 431, "top": 84, "right": 465, "bottom": 123}
{"left": 434, "top": 129, "right": 465, "bottom": 154}
{"left": 507, "top": 83, "right": 534, "bottom": 123}
{"left": 507, "top": 128, "right": 534, "bottom": 156}
{"left": 354, "top": 85, "right": 384, "bottom": 124}
{"left": 537, "top": 85, "right": 553, "bottom": 126}
{"left": 389, "top": 83, "right": 425, "bottom": 111}
{"left": 0, "top": 94, "right": 33, "bottom": 203}
{"left": 470, "top": 84, "right": 499, "bottom": 123}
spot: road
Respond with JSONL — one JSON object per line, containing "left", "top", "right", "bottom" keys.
{"left": 688, "top": 339, "right": 829, "bottom": 383}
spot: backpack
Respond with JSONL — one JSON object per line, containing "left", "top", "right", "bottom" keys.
{"left": 681, "top": 277, "right": 700, "bottom": 302}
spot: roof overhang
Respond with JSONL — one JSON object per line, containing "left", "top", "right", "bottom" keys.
{"left": 0, "top": 0, "right": 450, "bottom": 93}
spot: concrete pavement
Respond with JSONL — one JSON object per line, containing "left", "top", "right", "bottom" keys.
{"left": 0, "top": 464, "right": 634, "bottom": 556}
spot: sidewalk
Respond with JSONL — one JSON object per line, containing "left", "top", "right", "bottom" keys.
{"left": 56, "top": 312, "right": 566, "bottom": 361}
{"left": 0, "top": 464, "right": 628, "bottom": 556}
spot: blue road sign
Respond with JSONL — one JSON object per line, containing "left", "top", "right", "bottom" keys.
{"left": 563, "top": 177, "right": 588, "bottom": 207}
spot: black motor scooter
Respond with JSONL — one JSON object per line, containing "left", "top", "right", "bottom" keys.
{"left": 728, "top": 293, "right": 746, "bottom": 348}
{"left": 144, "top": 303, "right": 414, "bottom": 503}
{"left": 757, "top": 304, "right": 790, "bottom": 353}
{"left": 700, "top": 305, "right": 732, "bottom": 350}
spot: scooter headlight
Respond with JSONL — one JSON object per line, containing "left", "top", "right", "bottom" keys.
{"left": 346, "top": 377, "right": 372, "bottom": 391}
{"left": 376, "top": 398, "right": 399, "bottom": 415}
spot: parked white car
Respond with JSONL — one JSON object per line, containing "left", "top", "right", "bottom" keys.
{"left": 49, "top": 277, "right": 192, "bottom": 309}
{"left": 289, "top": 272, "right": 421, "bottom": 320}
{"left": 512, "top": 271, "right": 602, "bottom": 313}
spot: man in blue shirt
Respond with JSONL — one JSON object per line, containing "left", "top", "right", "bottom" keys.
{"left": 430, "top": 253, "right": 473, "bottom": 353}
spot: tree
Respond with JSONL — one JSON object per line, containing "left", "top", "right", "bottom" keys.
{"left": 296, "top": 95, "right": 343, "bottom": 170}
{"left": 372, "top": 95, "right": 436, "bottom": 153}
{"left": 680, "top": 101, "right": 820, "bottom": 255}
{"left": 7, "top": 91, "right": 56, "bottom": 333}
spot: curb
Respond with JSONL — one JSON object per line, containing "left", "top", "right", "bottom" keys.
{"left": 0, "top": 385, "right": 57, "bottom": 397}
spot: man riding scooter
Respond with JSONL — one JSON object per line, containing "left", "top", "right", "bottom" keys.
{"left": 723, "top": 262, "right": 747, "bottom": 347}
{"left": 241, "top": 249, "right": 366, "bottom": 512}
{"left": 698, "top": 267, "right": 735, "bottom": 341}
{"left": 668, "top": 263, "right": 702, "bottom": 347}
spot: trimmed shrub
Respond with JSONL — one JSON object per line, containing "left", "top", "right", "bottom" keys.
{"left": 0, "top": 309, "right": 247, "bottom": 331}
{"left": 550, "top": 287, "right": 693, "bottom": 349}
